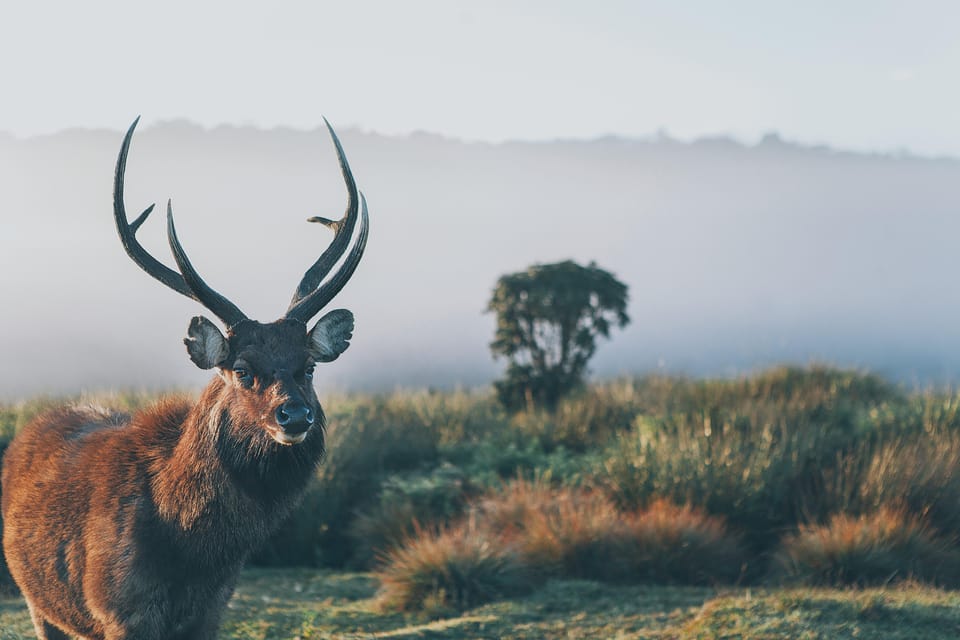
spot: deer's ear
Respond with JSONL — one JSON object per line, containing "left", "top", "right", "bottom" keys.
{"left": 184, "top": 316, "right": 229, "bottom": 369}
{"left": 308, "top": 309, "right": 354, "bottom": 363}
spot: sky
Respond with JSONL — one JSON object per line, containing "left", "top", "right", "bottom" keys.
{"left": 3, "top": 1, "right": 960, "bottom": 156}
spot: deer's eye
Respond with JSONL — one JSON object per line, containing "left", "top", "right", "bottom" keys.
{"left": 305, "top": 365, "right": 315, "bottom": 381}
{"left": 234, "top": 368, "right": 254, "bottom": 387}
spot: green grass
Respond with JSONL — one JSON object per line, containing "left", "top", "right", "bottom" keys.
{"left": 5, "top": 367, "right": 960, "bottom": 634}
{"left": 1, "top": 569, "right": 958, "bottom": 638}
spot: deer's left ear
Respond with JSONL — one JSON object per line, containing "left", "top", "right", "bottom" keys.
{"left": 308, "top": 309, "right": 354, "bottom": 363}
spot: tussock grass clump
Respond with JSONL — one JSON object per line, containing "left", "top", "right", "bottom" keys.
{"left": 377, "top": 480, "right": 745, "bottom": 612}
{"left": 474, "top": 475, "right": 579, "bottom": 535}
{"left": 620, "top": 499, "right": 745, "bottom": 584}
{"left": 495, "top": 482, "right": 626, "bottom": 581}
{"left": 375, "top": 520, "right": 530, "bottom": 613}
{"left": 480, "top": 480, "right": 745, "bottom": 585}
{"left": 774, "top": 508, "right": 960, "bottom": 587}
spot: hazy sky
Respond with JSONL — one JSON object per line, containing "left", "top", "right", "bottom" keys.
{"left": 3, "top": 1, "right": 960, "bottom": 155}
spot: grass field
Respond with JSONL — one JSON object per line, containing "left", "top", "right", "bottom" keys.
{"left": 1, "top": 568, "right": 958, "bottom": 639}
{"left": 5, "top": 369, "right": 960, "bottom": 637}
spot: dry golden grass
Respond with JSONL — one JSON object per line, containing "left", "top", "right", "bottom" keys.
{"left": 377, "top": 479, "right": 746, "bottom": 612}
{"left": 500, "top": 482, "right": 625, "bottom": 581}
{"left": 375, "top": 518, "right": 531, "bottom": 614}
{"left": 619, "top": 499, "right": 746, "bottom": 584}
{"left": 775, "top": 508, "right": 960, "bottom": 587}
{"left": 479, "top": 480, "right": 745, "bottom": 585}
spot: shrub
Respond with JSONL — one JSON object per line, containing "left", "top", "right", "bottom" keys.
{"left": 494, "top": 482, "right": 625, "bottom": 581}
{"left": 619, "top": 500, "right": 745, "bottom": 584}
{"left": 476, "top": 480, "right": 744, "bottom": 585}
{"left": 508, "top": 382, "right": 639, "bottom": 453}
{"left": 598, "top": 414, "right": 810, "bottom": 554}
{"left": 349, "top": 464, "right": 475, "bottom": 568}
{"left": 595, "top": 367, "right": 896, "bottom": 555}
{"left": 857, "top": 430, "right": 960, "bottom": 536}
{"left": 424, "top": 392, "right": 510, "bottom": 448}
{"left": 475, "top": 476, "right": 570, "bottom": 536}
{"left": 624, "top": 366, "right": 900, "bottom": 422}
{"left": 774, "top": 509, "right": 960, "bottom": 587}
{"left": 375, "top": 519, "right": 531, "bottom": 613}
{"left": 449, "top": 438, "right": 552, "bottom": 483}
{"left": 803, "top": 404, "right": 960, "bottom": 534}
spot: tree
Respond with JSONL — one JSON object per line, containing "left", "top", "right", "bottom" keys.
{"left": 487, "top": 260, "right": 630, "bottom": 410}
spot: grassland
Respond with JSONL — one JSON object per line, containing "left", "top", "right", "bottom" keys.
{"left": 3, "top": 367, "right": 960, "bottom": 637}
{"left": 195, "top": 573, "right": 960, "bottom": 640}
{"left": 2, "top": 569, "right": 959, "bottom": 639}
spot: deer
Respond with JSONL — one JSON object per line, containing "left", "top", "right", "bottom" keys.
{"left": 1, "top": 116, "right": 369, "bottom": 640}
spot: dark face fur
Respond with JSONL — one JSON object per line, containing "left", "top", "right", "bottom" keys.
{"left": 184, "top": 310, "right": 354, "bottom": 446}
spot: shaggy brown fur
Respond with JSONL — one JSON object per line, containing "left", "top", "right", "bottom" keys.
{"left": 2, "top": 320, "right": 329, "bottom": 639}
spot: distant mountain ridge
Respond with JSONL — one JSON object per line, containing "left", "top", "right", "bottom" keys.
{"left": 4, "top": 121, "right": 955, "bottom": 162}
{"left": 2, "top": 122, "right": 960, "bottom": 398}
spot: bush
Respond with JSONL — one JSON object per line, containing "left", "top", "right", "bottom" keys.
{"left": 486, "top": 480, "right": 625, "bottom": 581}
{"left": 508, "top": 382, "right": 639, "bottom": 453}
{"left": 803, "top": 398, "right": 960, "bottom": 533}
{"left": 774, "top": 509, "right": 960, "bottom": 587}
{"left": 619, "top": 500, "right": 745, "bottom": 584}
{"left": 475, "top": 476, "right": 570, "bottom": 536}
{"left": 349, "top": 464, "right": 475, "bottom": 567}
{"left": 624, "top": 366, "right": 900, "bottom": 422}
{"left": 596, "top": 367, "right": 900, "bottom": 555}
{"left": 598, "top": 414, "right": 819, "bottom": 555}
{"left": 856, "top": 417, "right": 960, "bottom": 536}
{"left": 476, "top": 480, "right": 744, "bottom": 585}
{"left": 451, "top": 439, "right": 593, "bottom": 490}
{"left": 375, "top": 519, "right": 531, "bottom": 613}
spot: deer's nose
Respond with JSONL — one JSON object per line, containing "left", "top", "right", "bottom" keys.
{"left": 275, "top": 403, "right": 314, "bottom": 433}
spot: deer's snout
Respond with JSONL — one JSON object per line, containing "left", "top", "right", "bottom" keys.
{"left": 275, "top": 402, "right": 314, "bottom": 434}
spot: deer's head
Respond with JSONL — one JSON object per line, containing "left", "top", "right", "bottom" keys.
{"left": 113, "top": 118, "right": 368, "bottom": 446}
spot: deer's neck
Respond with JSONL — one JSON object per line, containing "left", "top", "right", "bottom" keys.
{"left": 148, "top": 379, "right": 324, "bottom": 551}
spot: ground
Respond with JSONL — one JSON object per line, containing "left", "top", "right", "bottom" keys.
{"left": 1, "top": 569, "right": 959, "bottom": 639}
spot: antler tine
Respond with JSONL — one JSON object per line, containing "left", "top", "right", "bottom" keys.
{"left": 287, "top": 193, "right": 369, "bottom": 323}
{"left": 114, "top": 117, "right": 194, "bottom": 298}
{"left": 166, "top": 201, "right": 247, "bottom": 328}
{"left": 115, "top": 117, "right": 247, "bottom": 328}
{"left": 286, "top": 119, "right": 361, "bottom": 313}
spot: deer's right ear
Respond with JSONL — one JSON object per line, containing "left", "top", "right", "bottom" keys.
{"left": 184, "top": 316, "right": 229, "bottom": 369}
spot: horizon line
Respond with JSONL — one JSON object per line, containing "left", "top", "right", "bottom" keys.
{"left": 1, "top": 120, "right": 957, "bottom": 164}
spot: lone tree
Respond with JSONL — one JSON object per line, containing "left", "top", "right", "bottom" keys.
{"left": 487, "top": 260, "right": 630, "bottom": 410}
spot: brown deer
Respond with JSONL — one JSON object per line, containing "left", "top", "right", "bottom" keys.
{"left": 1, "top": 117, "right": 369, "bottom": 639}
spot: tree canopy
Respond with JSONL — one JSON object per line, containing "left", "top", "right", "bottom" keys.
{"left": 487, "top": 260, "right": 630, "bottom": 409}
